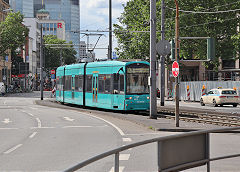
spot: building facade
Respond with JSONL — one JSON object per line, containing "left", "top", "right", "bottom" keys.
{"left": 10, "top": 0, "right": 80, "bottom": 57}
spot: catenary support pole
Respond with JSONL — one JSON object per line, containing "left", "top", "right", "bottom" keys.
{"left": 174, "top": 0, "right": 180, "bottom": 127}
{"left": 40, "top": 24, "right": 43, "bottom": 100}
{"left": 150, "top": 0, "right": 157, "bottom": 119}
{"left": 109, "top": 0, "right": 112, "bottom": 60}
{"left": 160, "top": 0, "right": 165, "bottom": 106}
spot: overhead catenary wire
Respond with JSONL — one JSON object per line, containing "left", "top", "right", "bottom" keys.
{"left": 179, "top": 17, "right": 239, "bottom": 29}
{"left": 166, "top": 6, "right": 240, "bottom": 14}
{"left": 165, "top": 1, "right": 240, "bottom": 20}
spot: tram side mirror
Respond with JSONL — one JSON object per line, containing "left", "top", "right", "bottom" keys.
{"left": 114, "top": 73, "right": 119, "bottom": 81}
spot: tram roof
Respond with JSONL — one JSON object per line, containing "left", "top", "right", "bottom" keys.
{"left": 58, "top": 60, "right": 149, "bottom": 70}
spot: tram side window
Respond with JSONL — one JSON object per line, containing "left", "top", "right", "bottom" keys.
{"left": 65, "top": 76, "right": 71, "bottom": 91}
{"left": 113, "top": 74, "right": 124, "bottom": 94}
{"left": 75, "top": 75, "right": 83, "bottom": 92}
{"left": 86, "top": 75, "right": 92, "bottom": 92}
{"left": 56, "top": 77, "right": 59, "bottom": 90}
{"left": 98, "top": 75, "right": 104, "bottom": 93}
{"left": 105, "top": 75, "right": 111, "bottom": 93}
{"left": 120, "top": 75, "right": 124, "bottom": 94}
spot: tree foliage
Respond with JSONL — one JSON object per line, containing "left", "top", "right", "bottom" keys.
{"left": 114, "top": 0, "right": 240, "bottom": 62}
{"left": 43, "top": 35, "right": 77, "bottom": 68}
{"left": 0, "top": 12, "right": 29, "bottom": 56}
{"left": 231, "top": 33, "right": 240, "bottom": 56}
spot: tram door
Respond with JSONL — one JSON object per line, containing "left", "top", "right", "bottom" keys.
{"left": 93, "top": 74, "right": 98, "bottom": 103}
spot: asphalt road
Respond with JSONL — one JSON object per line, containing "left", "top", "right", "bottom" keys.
{"left": 0, "top": 92, "right": 239, "bottom": 171}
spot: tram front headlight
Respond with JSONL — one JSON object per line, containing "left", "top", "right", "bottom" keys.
{"left": 129, "top": 97, "right": 132, "bottom": 100}
{"left": 147, "top": 97, "right": 150, "bottom": 99}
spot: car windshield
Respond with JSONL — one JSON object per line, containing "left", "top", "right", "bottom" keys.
{"left": 221, "top": 90, "right": 237, "bottom": 94}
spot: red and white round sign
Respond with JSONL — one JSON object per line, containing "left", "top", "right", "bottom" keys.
{"left": 172, "top": 61, "right": 179, "bottom": 78}
{"left": 51, "top": 69, "right": 55, "bottom": 75}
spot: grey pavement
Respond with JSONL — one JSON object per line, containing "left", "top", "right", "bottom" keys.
{"left": 35, "top": 98, "right": 231, "bottom": 132}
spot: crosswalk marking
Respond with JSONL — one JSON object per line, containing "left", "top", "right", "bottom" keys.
{"left": 119, "top": 154, "right": 130, "bottom": 161}
{"left": 122, "top": 138, "right": 132, "bottom": 142}
{"left": 109, "top": 166, "right": 125, "bottom": 172}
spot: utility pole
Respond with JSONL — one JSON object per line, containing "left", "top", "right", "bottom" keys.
{"left": 174, "top": 0, "right": 180, "bottom": 127}
{"left": 109, "top": 0, "right": 112, "bottom": 60}
{"left": 40, "top": 24, "right": 44, "bottom": 100}
{"left": 160, "top": 0, "right": 165, "bottom": 106}
{"left": 150, "top": 0, "right": 157, "bottom": 119}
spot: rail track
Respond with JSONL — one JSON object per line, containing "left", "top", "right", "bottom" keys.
{"left": 157, "top": 108, "right": 240, "bottom": 127}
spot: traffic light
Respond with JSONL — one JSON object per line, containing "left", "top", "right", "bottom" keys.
{"left": 170, "top": 39, "right": 175, "bottom": 60}
{"left": 207, "top": 38, "right": 215, "bottom": 61}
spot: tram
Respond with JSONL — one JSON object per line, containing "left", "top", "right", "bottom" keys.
{"left": 56, "top": 60, "right": 150, "bottom": 111}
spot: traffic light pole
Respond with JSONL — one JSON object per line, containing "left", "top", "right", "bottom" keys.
{"left": 174, "top": 0, "right": 180, "bottom": 127}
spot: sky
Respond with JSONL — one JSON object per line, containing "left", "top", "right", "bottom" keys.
{"left": 80, "top": 0, "right": 128, "bottom": 59}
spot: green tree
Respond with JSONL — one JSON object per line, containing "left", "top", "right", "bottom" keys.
{"left": 0, "top": 12, "right": 29, "bottom": 56}
{"left": 44, "top": 35, "right": 77, "bottom": 68}
{"left": 231, "top": 33, "right": 240, "bottom": 57}
{"left": 114, "top": 0, "right": 240, "bottom": 65}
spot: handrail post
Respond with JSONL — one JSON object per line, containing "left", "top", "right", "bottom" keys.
{"left": 206, "top": 133, "right": 210, "bottom": 172}
{"left": 114, "top": 152, "right": 119, "bottom": 172}
{"left": 157, "top": 141, "right": 162, "bottom": 172}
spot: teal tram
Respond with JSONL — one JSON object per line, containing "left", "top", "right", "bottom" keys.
{"left": 56, "top": 60, "right": 150, "bottom": 111}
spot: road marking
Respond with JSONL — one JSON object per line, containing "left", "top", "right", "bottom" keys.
{"left": 62, "top": 125, "right": 108, "bottom": 128}
{"left": 3, "top": 101, "right": 6, "bottom": 105}
{"left": 36, "top": 118, "right": 42, "bottom": 128}
{"left": 2, "top": 118, "right": 12, "bottom": 124}
{"left": 63, "top": 117, "right": 75, "bottom": 122}
{"left": 0, "top": 128, "right": 18, "bottom": 130}
{"left": 4, "top": 144, "right": 23, "bottom": 154}
{"left": 123, "top": 138, "right": 132, "bottom": 142}
{"left": 120, "top": 154, "right": 130, "bottom": 161}
{"left": 31, "top": 127, "right": 55, "bottom": 129}
{"left": 88, "top": 114, "right": 125, "bottom": 136}
{"left": 63, "top": 126, "right": 93, "bottom": 128}
{"left": 29, "top": 107, "right": 38, "bottom": 110}
{"left": 27, "top": 113, "right": 34, "bottom": 117}
{"left": 29, "top": 132, "right": 37, "bottom": 138}
{"left": 109, "top": 166, "right": 125, "bottom": 172}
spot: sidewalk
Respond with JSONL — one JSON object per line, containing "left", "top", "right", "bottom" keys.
{"left": 36, "top": 99, "right": 231, "bottom": 132}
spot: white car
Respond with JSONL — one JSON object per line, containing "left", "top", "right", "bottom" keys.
{"left": 200, "top": 88, "right": 240, "bottom": 107}
{"left": 0, "top": 82, "right": 5, "bottom": 95}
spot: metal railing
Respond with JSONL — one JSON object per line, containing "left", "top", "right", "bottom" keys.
{"left": 64, "top": 127, "right": 240, "bottom": 172}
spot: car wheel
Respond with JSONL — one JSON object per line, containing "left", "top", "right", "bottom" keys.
{"left": 233, "top": 104, "right": 237, "bottom": 107}
{"left": 200, "top": 98, "right": 205, "bottom": 106}
{"left": 213, "top": 99, "right": 218, "bottom": 107}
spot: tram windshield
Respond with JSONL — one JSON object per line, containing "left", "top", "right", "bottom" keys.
{"left": 126, "top": 63, "right": 149, "bottom": 94}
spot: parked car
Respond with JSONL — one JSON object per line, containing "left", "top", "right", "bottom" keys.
{"left": 200, "top": 88, "right": 240, "bottom": 107}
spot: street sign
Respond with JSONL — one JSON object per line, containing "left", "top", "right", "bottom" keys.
{"left": 51, "top": 69, "right": 55, "bottom": 75}
{"left": 156, "top": 39, "right": 171, "bottom": 56}
{"left": 172, "top": 61, "right": 179, "bottom": 78}
{"left": 51, "top": 74, "right": 55, "bottom": 79}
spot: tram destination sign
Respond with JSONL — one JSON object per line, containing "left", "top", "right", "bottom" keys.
{"left": 127, "top": 68, "right": 149, "bottom": 73}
